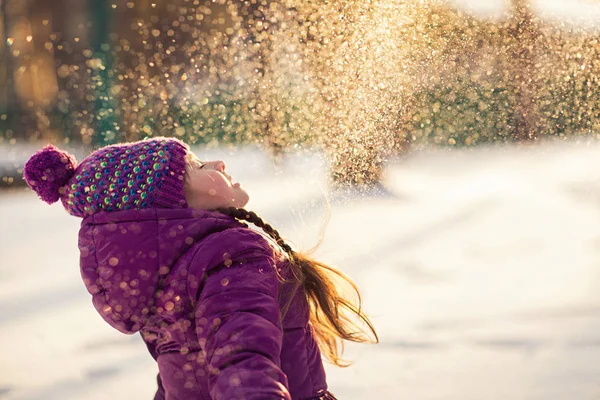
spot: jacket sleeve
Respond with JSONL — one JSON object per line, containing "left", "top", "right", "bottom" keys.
{"left": 191, "top": 229, "right": 291, "bottom": 400}
{"left": 143, "top": 337, "right": 165, "bottom": 400}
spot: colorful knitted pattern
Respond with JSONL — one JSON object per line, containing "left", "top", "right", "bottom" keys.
{"left": 24, "top": 137, "right": 190, "bottom": 217}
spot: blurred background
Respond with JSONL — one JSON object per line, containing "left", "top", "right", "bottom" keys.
{"left": 3, "top": 0, "right": 600, "bottom": 185}
{"left": 2, "top": 0, "right": 600, "bottom": 399}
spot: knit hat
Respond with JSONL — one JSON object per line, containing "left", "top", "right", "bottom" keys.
{"left": 24, "top": 137, "right": 189, "bottom": 217}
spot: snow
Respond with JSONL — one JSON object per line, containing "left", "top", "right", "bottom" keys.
{"left": 1, "top": 140, "right": 600, "bottom": 399}
{"left": 446, "top": 0, "right": 600, "bottom": 31}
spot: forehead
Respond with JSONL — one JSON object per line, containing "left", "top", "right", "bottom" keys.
{"left": 185, "top": 152, "right": 201, "bottom": 163}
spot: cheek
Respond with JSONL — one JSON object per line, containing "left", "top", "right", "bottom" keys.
{"left": 186, "top": 172, "right": 234, "bottom": 199}
{"left": 203, "top": 175, "right": 232, "bottom": 197}
{"left": 186, "top": 174, "right": 212, "bottom": 198}
{"left": 185, "top": 175, "right": 201, "bottom": 194}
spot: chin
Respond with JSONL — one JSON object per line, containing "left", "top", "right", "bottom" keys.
{"left": 233, "top": 192, "right": 250, "bottom": 208}
{"left": 233, "top": 198, "right": 249, "bottom": 208}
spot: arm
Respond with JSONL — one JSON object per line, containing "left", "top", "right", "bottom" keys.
{"left": 192, "top": 230, "right": 291, "bottom": 400}
{"left": 143, "top": 337, "right": 166, "bottom": 400}
{"left": 153, "top": 374, "right": 165, "bottom": 400}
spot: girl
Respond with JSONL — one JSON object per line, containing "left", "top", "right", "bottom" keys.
{"left": 23, "top": 137, "right": 377, "bottom": 400}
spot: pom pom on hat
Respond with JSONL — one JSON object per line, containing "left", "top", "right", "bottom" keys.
{"left": 24, "top": 145, "right": 78, "bottom": 204}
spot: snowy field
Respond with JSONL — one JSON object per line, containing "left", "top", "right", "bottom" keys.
{"left": 1, "top": 140, "right": 600, "bottom": 400}
{"left": 447, "top": 0, "right": 600, "bottom": 31}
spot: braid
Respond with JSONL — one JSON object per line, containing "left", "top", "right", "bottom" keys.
{"left": 216, "top": 207, "right": 294, "bottom": 255}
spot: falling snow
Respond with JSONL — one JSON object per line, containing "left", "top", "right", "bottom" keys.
{"left": 3, "top": 0, "right": 600, "bottom": 185}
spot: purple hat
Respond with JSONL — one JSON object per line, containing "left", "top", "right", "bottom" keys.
{"left": 24, "top": 137, "right": 189, "bottom": 217}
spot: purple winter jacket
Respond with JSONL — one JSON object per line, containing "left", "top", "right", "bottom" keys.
{"left": 78, "top": 207, "right": 330, "bottom": 399}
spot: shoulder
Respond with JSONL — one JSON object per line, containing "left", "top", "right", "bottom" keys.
{"left": 195, "top": 226, "right": 275, "bottom": 261}
{"left": 186, "top": 227, "right": 279, "bottom": 291}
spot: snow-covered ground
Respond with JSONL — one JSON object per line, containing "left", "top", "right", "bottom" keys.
{"left": 1, "top": 140, "right": 600, "bottom": 399}
{"left": 447, "top": 0, "right": 600, "bottom": 31}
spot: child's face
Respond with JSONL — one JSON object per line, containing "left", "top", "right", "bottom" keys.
{"left": 184, "top": 153, "right": 249, "bottom": 210}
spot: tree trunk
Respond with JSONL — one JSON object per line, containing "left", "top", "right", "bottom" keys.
{"left": 1, "top": 0, "right": 22, "bottom": 139}
{"left": 88, "top": 0, "right": 115, "bottom": 146}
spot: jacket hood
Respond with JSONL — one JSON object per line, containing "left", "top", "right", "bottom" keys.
{"left": 78, "top": 207, "right": 244, "bottom": 334}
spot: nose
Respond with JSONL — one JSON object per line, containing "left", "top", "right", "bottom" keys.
{"left": 214, "top": 160, "right": 226, "bottom": 172}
